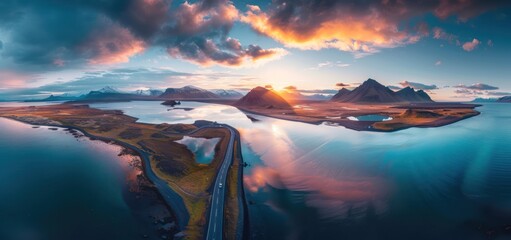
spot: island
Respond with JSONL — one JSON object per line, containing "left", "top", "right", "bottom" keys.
{"left": 233, "top": 79, "right": 481, "bottom": 132}
{"left": 0, "top": 104, "right": 245, "bottom": 240}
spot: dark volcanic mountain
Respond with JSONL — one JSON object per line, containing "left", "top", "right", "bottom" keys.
{"left": 331, "top": 88, "right": 351, "bottom": 100}
{"left": 159, "top": 86, "right": 219, "bottom": 99}
{"left": 234, "top": 86, "right": 291, "bottom": 109}
{"left": 331, "top": 79, "right": 433, "bottom": 103}
{"left": 396, "top": 87, "right": 432, "bottom": 102}
{"left": 497, "top": 96, "right": 511, "bottom": 103}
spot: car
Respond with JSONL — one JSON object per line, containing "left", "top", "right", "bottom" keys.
{"left": 219, "top": 183, "right": 223, "bottom": 188}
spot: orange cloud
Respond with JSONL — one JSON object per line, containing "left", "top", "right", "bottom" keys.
{"left": 462, "top": 38, "right": 480, "bottom": 52}
{"left": 241, "top": 4, "right": 422, "bottom": 57}
{"left": 241, "top": 0, "right": 507, "bottom": 57}
{"left": 81, "top": 20, "right": 146, "bottom": 65}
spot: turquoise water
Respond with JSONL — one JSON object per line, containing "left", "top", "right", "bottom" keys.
{"left": 25, "top": 101, "right": 511, "bottom": 239}
{"left": 176, "top": 136, "right": 220, "bottom": 164}
{"left": 0, "top": 118, "right": 167, "bottom": 240}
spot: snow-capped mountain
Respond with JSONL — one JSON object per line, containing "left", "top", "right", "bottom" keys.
{"left": 213, "top": 89, "right": 244, "bottom": 99}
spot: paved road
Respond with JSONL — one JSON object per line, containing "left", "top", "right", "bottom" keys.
{"left": 205, "top": 124, "right": 236, "bottom": 240}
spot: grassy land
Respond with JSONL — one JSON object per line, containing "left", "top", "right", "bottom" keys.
{"left": 0, "top": 104, "right": 232, "bottom": 239}
{"left": 148, "top": 127, "right": 231, "bottom": 239}
{"left": 224, "top": 139, "right": 241, "bottom": 239}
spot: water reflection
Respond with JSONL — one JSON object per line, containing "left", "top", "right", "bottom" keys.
{"left": 176, "top": 136, "right": 220, "bottom": 164}
{"left": 89, "top": 101, "right": 511, "bottom": 239}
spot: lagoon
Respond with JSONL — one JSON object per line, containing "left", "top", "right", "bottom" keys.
{"left": 0, "top": 117, "right": 171, "bottom": 240}
{"left": 90, "top": 101, "right": 511, "bottom": 239}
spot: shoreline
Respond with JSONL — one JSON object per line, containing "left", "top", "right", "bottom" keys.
{"left": 1, "top": 117, "right": 190, "bottom": 231}
{"left": 234, "top": 105, "right": 481, "bottom": 133}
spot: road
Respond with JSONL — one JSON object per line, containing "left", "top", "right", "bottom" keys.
{"left": 19, "top": 120, "right": 238, "bottom": 237}
{"left": 205, "top": 124, "right": 236, "bottom": 240}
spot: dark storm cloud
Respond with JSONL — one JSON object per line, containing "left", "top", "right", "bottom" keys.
{"left": 160, "top": 0, "right": 286, "bottom": 66}
{"left": 455, "top": 83, "right": 499, "bottom": 90}
{"left": 241, "top": 0, "right": 510, "bottom": 56}
{"left": 0, "top": 0, "right": 284, "bottom": 69}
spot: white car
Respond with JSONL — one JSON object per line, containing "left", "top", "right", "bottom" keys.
{"left": 219, "top": 183, "right": 223, "bottom": 188}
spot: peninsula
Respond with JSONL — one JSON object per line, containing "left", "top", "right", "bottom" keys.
{"left": 233, "top": 79, "right": 480, "bottom": 132}
{"left": 0, "top": 104, "right": 244, "bottom": 239}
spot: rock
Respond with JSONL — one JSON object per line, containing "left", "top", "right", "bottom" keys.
{"left": 174, "top": 232, "right": 186, "bottom": 239}
{"left": 160, "top": 222, "right": 176, "bottom": 231}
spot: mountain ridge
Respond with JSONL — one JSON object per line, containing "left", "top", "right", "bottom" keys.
{"left": 331, "top": 79, "right": 433, "bottom": 103}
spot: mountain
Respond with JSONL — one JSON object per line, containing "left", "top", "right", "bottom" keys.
{"left": 25, "top": 94, "right": 78, "bottom": 102}
{"left": 472, "top": 98, "right": 497, "bottom": 103}
{"left": 82, "top": 90, "right": 133, "bottom": 100}
{"left": 331, "top": 79, "right": 433, "bottom": 103}
{"left": 133, "top": 89, "right": 164, "bottom": 96}
{"left": 213, "top": 89, "right": 243, "bottom": 99}
{"left": 279, "top": 90, "right": 331, "bottom": 101}
{"left": 497, "top": 96, "right": 511, "bottom": 103}
{"left": 159, "top": 86, "right": 219, "bottom": 99}
{"left": 331, "top": 88, "right": 351, "bottom": 100}
{"left": 97, "top": 86, "right": 119, "bottom": 93}
{"left": 396, "top": 87, "right": 432, "bottom": 102}
{"left": 234, "top": 86, "right": 291, "bottom": 109}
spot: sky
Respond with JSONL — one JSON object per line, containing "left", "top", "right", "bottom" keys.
{"left": 0, "top": 0, "right": 510, "bottom": 101}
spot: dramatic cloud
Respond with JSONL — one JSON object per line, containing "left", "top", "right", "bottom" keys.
{"left": 161, "top": 0, "right": 287, "bottom": 67}
{"left": 456, "top": 83, "right": 499, "bottom": 90}
{"left": 241, "top": 0, "right": 508, "bottom": 57}
{"left": 79, "top": 19, "right": 146, "bottom": 65}
{"left": 462, "top": 38, "right": 480, "bottom": 51}
{"left": 399, "top": 81, "right": 438, "bottom": 90}
{"left": 0, "top": 0, "right": 284, "bottom": 69}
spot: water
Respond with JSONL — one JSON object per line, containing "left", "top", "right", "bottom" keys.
{"left": 28, "top": 101, "right": 511, "bottom": 239}
{"left": 347, "top": 114, "right": 393, "bottom": 121}
{"left": 0, "top": 118, "right": 169, "bottom": 240}
{"left": 176, "top": 136, "right": 220, "bottom": 164}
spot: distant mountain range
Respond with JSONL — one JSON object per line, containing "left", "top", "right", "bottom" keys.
{"left": 160, "top": 86, "right": 219, "bottom": 99}
{"left": 278, "top": 90, "right": 331, "bottom": 101}
{"left": 331, "top": 79, "right": 433, "bottom": 103}
{"left": 472, "top": 98, "right": 497, "bottom": 103}
{"left": 25, "top": 94, "right": 79, "bottom": 102}
{"left": 133, "top": 89, "right": 164, "bottom": 96}
{"left": 213, "top": 89, "right": 243, "bottom": 99}
{"left": 497, "top": 96, "right": 511, "bottom": 103}
{"left": 25, "top": 86, "right": 244, "bottom": 102}
{"left": 234, "top": 86, "right": 291, "bottom": 109}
